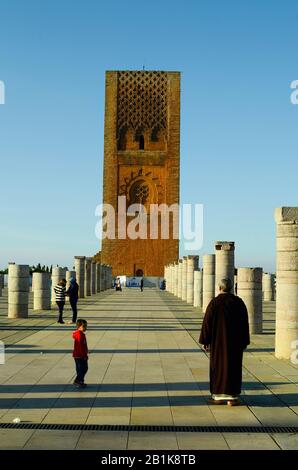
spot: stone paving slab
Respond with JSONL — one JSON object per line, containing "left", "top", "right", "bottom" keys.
{"left": 0, "top": 428, "right": 36, "bottom": 449}
{"left": 271, "top": 433, "right": 298, "bottom": 450}
{"left": 76, "top": 431, "right": 128, "bottom": 450}
{"left": 0, "top": 288, "right": 297, "bottom": 450}
{"left": 127, "top": 432, "right": 178, "bottom": 450}
{"left": 176, "top": 432, "right": 229, "bottom": 450}
{"left": 222, "top": 433, "right": 280, "bottom": 450}
{"left": 23, "top": 429, "right": 81, "bottom": 450}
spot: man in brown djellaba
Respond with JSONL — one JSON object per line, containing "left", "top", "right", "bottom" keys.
{"left": 199, "top": 278, "right": 250, "bottom": 406}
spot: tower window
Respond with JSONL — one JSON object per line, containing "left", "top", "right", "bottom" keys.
{"left": 151, "top": 127, "right": 159, "bottom": 142}
{"left": 139, "top": 135, "right": 144, "bottom": 150}
{"left": 118, "top": 127, "right": 127, "bottom": 150}
{"left": 130, "top": 180, "right": 149, "bottom": 205}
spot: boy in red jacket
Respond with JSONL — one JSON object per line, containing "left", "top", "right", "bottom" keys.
{"left": 72, "top": 319, "right": 88, "bottom": 388}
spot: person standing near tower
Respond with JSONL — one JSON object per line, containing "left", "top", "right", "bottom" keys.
{"left": 199, "top": 278, "right": 250, "bottom": 406}
{"left": 140, "top": 277, "right": 144, "bottom": 292}
{"left": 66, "top": 277, "right": 79, "bottom": 323}
{"left": 54, "top": 279, "right": 67, "bottom": 324}
{"left": 115, "top": 277, "right": 122, "bottom": 291}
{"left": 72, "top": 319, "right": 88, "bottom": 388}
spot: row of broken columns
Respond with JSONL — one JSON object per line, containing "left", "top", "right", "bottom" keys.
{"left": 164, "top": 241, "right": 272, "bottom": 334}
{"left": 2, "top": 257, "right": 113, "bottom": 319}
{"left": 165, "top": 207, "right": 295, "bottom": 362}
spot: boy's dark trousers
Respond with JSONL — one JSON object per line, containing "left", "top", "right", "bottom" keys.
{"left": 74, "top": 358, "right": 88, "bottom": 383}
{"left": 70, "top": 299, "right": 78, "bottom": 323}
{"left": 56, "top": 301, "right": 65, "bottom": 323}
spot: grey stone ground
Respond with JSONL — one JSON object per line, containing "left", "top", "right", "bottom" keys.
{"left": 0, "top": 288, "right": 297, "bottom": 450}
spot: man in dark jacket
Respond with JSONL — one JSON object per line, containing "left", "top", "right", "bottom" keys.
{"left": 66, "top": 277, "right": 79, "bottom": 324}
{"left": 199, "top": 278, "right": 250, "bottom": 406}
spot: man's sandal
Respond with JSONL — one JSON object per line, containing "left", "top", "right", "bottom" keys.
{"left": 227, "top": 399, "right": 241, "bottom": 406}
{"left": 207, "top": 398, "right": 226, "bottom": 405}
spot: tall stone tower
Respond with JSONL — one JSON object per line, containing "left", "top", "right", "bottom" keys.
{"left": 101, "top": 70, "right": 180, "bottom": 277}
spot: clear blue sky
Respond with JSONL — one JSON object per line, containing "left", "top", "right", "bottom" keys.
{"left": 0, "top": 0, "right": 297, "bottom": 272}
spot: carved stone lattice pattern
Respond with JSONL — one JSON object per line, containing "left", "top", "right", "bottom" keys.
{"left": 132, "top": 182, "right": 149, "bottom": 204}
{"left": 117, "top": 71, "right": 167, "bottom": 138}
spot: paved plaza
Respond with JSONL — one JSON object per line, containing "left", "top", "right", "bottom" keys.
{"left": 0, "top": 287, "right": 297, "bottom": 450}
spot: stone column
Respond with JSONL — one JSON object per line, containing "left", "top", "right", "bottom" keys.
{"left": 167, "top": 265, "right": 171, "bottom": 293}
{"left": 194, "top": 270, "right": 203, "bottom": 308}
{"left": 106, "top": 265, "right": 111, "bottom": 289}
{"left": 168, "top": 265, "right": 172, "bottom": 293}
{"left": 186, "top": 256, "right": 199, "bottom": 304}
{"left": 215, "top": 241, "right": 235, "bottom": 294}
{"left": 165, "top": 265, "right": 168, "bottom": 292}
{"left": 168, "top": 265, "right": 171, "bottom": 293}
{"left": 171, "top": 264, "right": 175, "bottom": 294}
{"left": 7, "top": 262, "right": 15, "bottom": 290}
{"left": 8, "top": 264, "right": 30, "bottom": 318}
{"left": 166, "top": 265, "right": 170, "bottom": 292}
{"left": 237, "top": 267, "right": 263, "bottom": 334}
{"left": 171, "top": 263, "right": 175, "bottom": 294}
{"left": 203, "top": 254, "right": 215, "bottom": 312}
{"left": 177, "top": 259, "right": 183, "bottom": 298}
{"left": 105, "top": 265, "right": 108, "bottom": 290}
{"left": 85, "top": 257, "right": 92, "bottom": 296}
{"left": 109, "top": 266, "right": 113, "bottom": 288}
{"left": 107, "top": 265, "right": 111, "bottom": 289}
{"left": 96, "top": 263, "right": 101, "bottom": 293}
{"left": 51, "top": 267, "right": 65, "bottom": 304}
{"left": 176, "top": 262, "right": 180, "bottom": 296}
{"left": 91, "top": 261, "right": 96, "bottom": 295}
{"left": 104, "top": 265, "right": 107, "bottom": 291}
{"left": 263, "top": 273, "right": 274, "bottom": 301}
{"left": 33, "top": 272, "right": 51, "bottom": 310}
{"left": 173, "top": 263, "right": 179, "bottom": 296}
{"left": 275, "top": 207, "right": 298, "bottom": 359}
{"left": 182, "top": 256, "right": 188, "bottom": 301}
{"left": 101, "top": 264, "right": 106, "bottom": 291}
{"left": 74, "top": 256, "right": 85, "bottom": 298}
